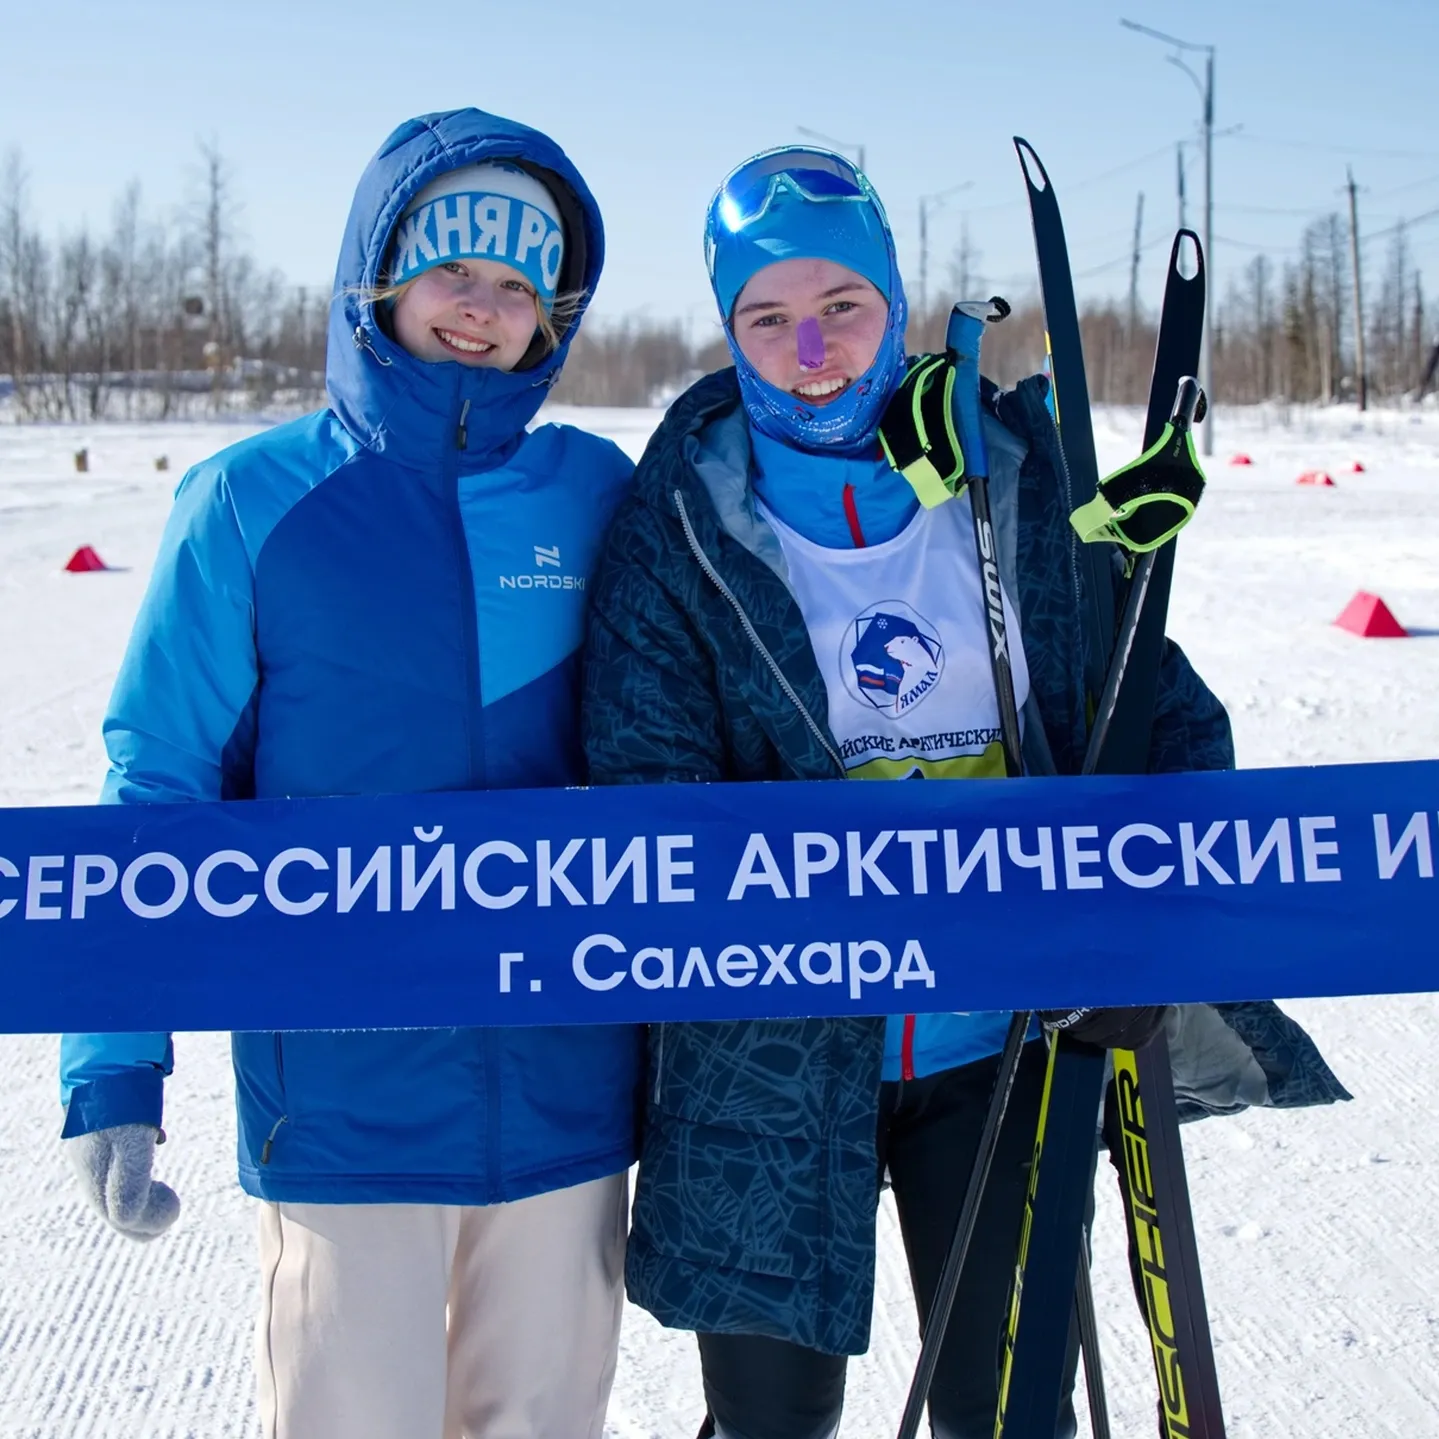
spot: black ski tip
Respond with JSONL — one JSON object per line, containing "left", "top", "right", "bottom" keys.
{"left": 1169, "top": 229, "right": 1205, "bottom": 283}
{"left": 1013, "top": 137, "right": 1051, "bottom": 192}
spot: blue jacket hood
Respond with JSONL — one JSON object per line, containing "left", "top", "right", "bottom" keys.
{"left": 327, "top": 109, "right": 604, "bottom": 470}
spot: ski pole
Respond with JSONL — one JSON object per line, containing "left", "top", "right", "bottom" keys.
{"left": 1081, "top": 376, "right": 1206, "bottom": 775}
{"left": 896, "top": 301, "right": 1032, "bottom": 1439}
{"left": 896, "top": 1010, "right": 1033, "bottom": 1439}
{"left": 1074, "top": 1232, "right": 1113, "bottom": 1439}
{"left": 945, "top": 298, "right": 1024, "bottom": 778}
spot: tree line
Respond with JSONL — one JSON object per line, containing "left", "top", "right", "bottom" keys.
{"left": 1, "top": 143, "right": 1433, "bottom": 419}
{"left": 0, "top": 145, "right": 324, "bottom": 421}
{"left": 905, "top": 209, "right": 1434, "bottom": 407}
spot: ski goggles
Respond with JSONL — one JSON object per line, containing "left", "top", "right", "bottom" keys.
{"left": 704, "top": 148, "right": 882, "bottom": 274}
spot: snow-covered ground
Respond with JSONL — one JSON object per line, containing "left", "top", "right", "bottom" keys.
{"left": 1, "top": 403, "right": 1436, "bottom": 1437}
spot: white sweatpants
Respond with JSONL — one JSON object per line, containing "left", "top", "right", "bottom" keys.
{"left": 254, "top": 1172, "right": 628, "bottom": 1439}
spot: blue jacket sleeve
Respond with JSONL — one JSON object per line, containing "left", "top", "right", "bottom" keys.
{"left": 61, "top": 462, "right": 260, "bottom": 1135}
{"left": 101, "top": 465, "right": 261, "bottom": 805}
{"left": 60, "top": 1034, "right": 175, "bottom": 1136}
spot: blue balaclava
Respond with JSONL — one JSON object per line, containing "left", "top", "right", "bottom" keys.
{"left": 706, "top": 147, "right": 909, "bottom": 454}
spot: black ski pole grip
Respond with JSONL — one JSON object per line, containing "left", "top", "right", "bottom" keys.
{"left": 1171, "top": 376, "right": 1205, "bottom": 431}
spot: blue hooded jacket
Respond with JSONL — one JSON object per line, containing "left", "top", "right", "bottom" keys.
{"left": 58, "top": 109, "right": 643, "bottom": 1205}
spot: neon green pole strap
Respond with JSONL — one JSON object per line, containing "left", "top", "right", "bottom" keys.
{"left": 1070, "top": 421, "right": 1206, "bottom": 554}
{"left": 877, "top": 354, "right": 966, "bottom": 508}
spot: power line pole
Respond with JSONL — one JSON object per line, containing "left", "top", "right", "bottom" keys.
{"left": 1128, "top": 191, "right": 1146, "bottom": 336}
{"left": 917, "top": 180, "right": 973, "bottom": 318}
{"left": 1121, "top": 19, "right": 1216, "bottom": 454}
{"left": 1201, "top": 46, "right": 1215, "bottom": 455}
{"left": 1177, "top": 144, "right": 1187, "bottom": 230}
{"left": 919, "top": 197, "right": 929, "bottom": 318}
{"left": 1420, "top": 337, "right": 1439, "bottom": 399}
{"left": 954, "top": 220, "right": 977, "bottom": 299}
{"left": 1347, "top": 166, "right": 1368, "bottom": 411}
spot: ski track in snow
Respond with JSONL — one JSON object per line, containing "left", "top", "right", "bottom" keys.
{"left": 1, "top": 405, "right": 1437, "bottom": 1437}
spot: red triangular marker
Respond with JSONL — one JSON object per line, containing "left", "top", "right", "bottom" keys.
{"left": 1296, "top": 470, "right": 1336, "bottom": 487}
{"left": 1335, "top": 591, "right": 1406, "bottom": 638}
{"left": 1230, "top": 453, "right": 1254, "bottom": 466}
{"left": 1349, "top": 460, "right": 1366, "bottom": 473}
{"left": 64, "top": 545, "right": 109, "bottom": 573}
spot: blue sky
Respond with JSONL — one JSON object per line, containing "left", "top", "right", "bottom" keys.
{"left": 4, "top": 0, "right": 1437, "bottom": 333}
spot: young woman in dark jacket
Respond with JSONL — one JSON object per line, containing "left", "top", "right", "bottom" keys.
{"left": 583, "top": 147, "right": 1346, "bottom": 1439}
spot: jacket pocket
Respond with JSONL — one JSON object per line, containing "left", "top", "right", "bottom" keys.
{"left": 259, "top": 1035, "right": 290, "bottom": 1165}
{"left": 634, "top": 1108, "right": 801, "bottom": 1279}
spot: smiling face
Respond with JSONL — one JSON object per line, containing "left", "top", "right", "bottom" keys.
{"left": 730, "top": 257, "right": 888, "bottom": 405}
{"left": 390, "top": 258, "right": 541, "bottom": 371}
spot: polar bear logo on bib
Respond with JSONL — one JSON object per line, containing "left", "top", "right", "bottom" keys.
{"left": 846, "top": 602, "right": 945, "bottom": 717}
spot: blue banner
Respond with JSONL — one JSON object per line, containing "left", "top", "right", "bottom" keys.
{"left": 2, "top": 761, "right": 1436, "bottom": 1033}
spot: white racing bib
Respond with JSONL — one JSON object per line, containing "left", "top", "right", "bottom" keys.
{"left": 765, "top": 496, "right": 1030, "bottom": 780}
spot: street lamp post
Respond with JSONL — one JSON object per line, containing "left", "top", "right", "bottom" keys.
{"left": 795, "top": 126, "right": 867, "bottom": 175}
{"left": 917, "top": 181, "right": 974, "bottom": 318}
{"left": 1121, "top": 18, "right": 1216, "bottom": 456}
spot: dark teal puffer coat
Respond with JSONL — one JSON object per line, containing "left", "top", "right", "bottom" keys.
{"left": 582, "top": 368, "right": 1349, "bottom": 1355}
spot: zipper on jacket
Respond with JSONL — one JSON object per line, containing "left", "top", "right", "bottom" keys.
{"left": 484, "top": 1030, "right": 502, "bottom": 1198}
{"left": 260, "top": 1115, "right": 289, "bottom": 1165}
{"left": 260, "top": 1034, "right": 289, "bottom": 1164}
{"left": 446, "top": 387, "right": 486, "bottom": 786}
{"left": 652, "top": 1024, "right": 665, "bottom": 1104}
{"left": 673, "top": 489, "right": 844, "bottom": 775}
{"left": 841, "top": 483, "right": 867, "bottom": 547}
{"left": 351, "top": 324, "right": 393, "bottom": 367}
{"left": 901, "top": 1014, "right": 916, "bottom": 1082}
{"left": 449, "top": 386, "right": 493, "bottom": 1192}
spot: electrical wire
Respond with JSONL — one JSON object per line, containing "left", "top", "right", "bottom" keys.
{"left": 1217, "top": 201, "right": 1341, "bottom": 218}
{"left": 1071, "top": 230, "right": 1171, "bottom": 280}
{"left": 960, "top": 137, "right": 1188, "bottom": 215}
{"left": 1231, "top": 133, "right": 1439, "bottom": 162}
{"left": 1212, "top": 233, "right": 1306, "bottom": 256}
{"left": 1370, "top": 170, "right": 1439, "bottom": 202}
{"left": 1361, "top": 207, "right": 1439, "bottom": 248}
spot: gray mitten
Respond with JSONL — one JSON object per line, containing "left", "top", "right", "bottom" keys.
{"left": 67, "top": 1123, "right": 180, "bottom": 1240}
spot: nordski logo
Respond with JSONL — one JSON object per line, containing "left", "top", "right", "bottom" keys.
{"left": 500, "top": 545, "right": 584, "bottom": 591}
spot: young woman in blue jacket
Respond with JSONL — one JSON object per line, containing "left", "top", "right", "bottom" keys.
{"left": 582, "top": 148, "right": 1345, "bottom": 1439}
{"left": 59, "top": 110, "right": 640, "bottom": 1439}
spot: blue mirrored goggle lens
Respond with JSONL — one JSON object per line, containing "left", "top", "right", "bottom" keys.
{"left": 714, "top": 155, "right": 867, "bottom": 232}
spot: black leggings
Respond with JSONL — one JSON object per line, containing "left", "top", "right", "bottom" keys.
{"left": 697, "top": 1040, "right": 1081, "bottom": 1439}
